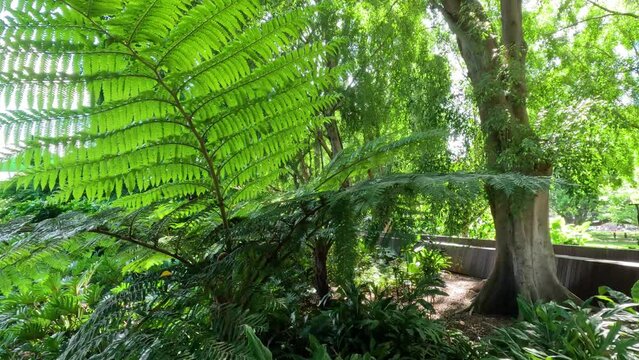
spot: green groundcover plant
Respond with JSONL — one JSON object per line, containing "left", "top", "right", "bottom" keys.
{"left": 482, "top": 285, "right": 639, "bottom": 360}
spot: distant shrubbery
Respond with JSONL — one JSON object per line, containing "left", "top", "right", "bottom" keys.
{"left": 550, "top": 217, "right": 592, "bottom": 245}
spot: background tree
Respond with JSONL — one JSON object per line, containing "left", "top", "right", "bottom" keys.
{"left": 264, "top": 0, "right": 486, "bottom": 299}
{"left": 524, "top": 0, "right": 639, "bottom": 224}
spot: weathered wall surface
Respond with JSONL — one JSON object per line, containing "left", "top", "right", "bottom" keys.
{"left": 428, "top": 236, "right": 639, "bottom": 299}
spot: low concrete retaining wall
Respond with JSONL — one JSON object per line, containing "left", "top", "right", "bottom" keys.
{"left": 426, "top": 236, "right": 639, "bottom": 299}
{"left": 424, "top": 235, "right": 639, "bottom": 262}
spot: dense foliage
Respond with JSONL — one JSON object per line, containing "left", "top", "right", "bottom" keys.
{"left": 550, "top": 217, "right": 591, "bottom": 246}
{"left": 483, "top": 288, "right": 639, "bottom": 360}
{"left": 0, "top": 0, "right": 638, "bottom": 358}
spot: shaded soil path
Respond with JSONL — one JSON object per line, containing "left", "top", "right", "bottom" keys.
{"left": 432, "top": 272, "right": 513, "bottom": 340}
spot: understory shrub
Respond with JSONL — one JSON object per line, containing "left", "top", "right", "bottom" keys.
{"left": 550, "top": 217, "right": 591, "bottom": 246}
{"left": 293, "top": 284, "right": 476, "bottom": 360}
{"left": 0, "top": 247, "right": 128, "bottom": 359}
{"left": 265, "top": 245, "right": 475, "bottom": 359}
{"left": 355, "top": 245, "right": 450, "bottom": 305}
{"left": 482, "top": 287, "right": 639, "bottom": 360}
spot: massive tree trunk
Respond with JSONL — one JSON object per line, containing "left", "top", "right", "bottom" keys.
{"left": 435, "top": 0, "right": 576, "bottom": 315}
{"left": 475, "top": 186, "right": 576, "bottom": 314}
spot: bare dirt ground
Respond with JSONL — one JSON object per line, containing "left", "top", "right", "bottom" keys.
{"left": 432, "top": 272, "right": 513, "bottom": 340}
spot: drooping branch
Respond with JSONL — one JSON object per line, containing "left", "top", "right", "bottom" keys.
{"left": 551, "top": 14, "right": 616, "bottom": 35}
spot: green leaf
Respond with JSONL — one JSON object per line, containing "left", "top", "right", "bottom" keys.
{"left": 244, "top": 325, "right": 272, "bottom": 360}
{"left": 308, "top": 335, "right": 332, "bottom": 360}
{"left": 632, "top": 280, "right": 639, "bottom": 302}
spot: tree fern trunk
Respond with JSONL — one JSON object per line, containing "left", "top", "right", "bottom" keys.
{"left": 311, "top": 92, "right": 346, "bottom": 304}
{"left": 313, "top": 240, "right": 331, "bottom": 304}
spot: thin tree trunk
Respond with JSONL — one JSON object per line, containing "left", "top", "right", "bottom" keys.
{"left": 311, "top": 55, "right": 347, "bottom": 302}
{"left": 313, "top": 240, "right": 331, "bottom": 304}
{"left": 311, "top": 119, "right": 345, "bottom": 304}
{"left": 298, "top": 150, "right": 310, "bottom": 183}
{"left": 325, "top": 120, "right": 344, "bottom": 155}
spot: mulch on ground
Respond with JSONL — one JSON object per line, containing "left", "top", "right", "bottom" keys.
{"left": 432, "top": 272, "right": 513, "bottom": 340}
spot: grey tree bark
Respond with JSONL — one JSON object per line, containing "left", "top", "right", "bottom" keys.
{"left": 434, "top": 0, "right": 577, "bottom": 314}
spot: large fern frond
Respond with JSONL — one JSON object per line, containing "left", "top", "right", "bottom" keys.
{"left": 0, "top": 0, "right": 338, "bottom": 231}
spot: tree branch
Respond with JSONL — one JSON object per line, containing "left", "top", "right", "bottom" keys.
{"left": 586, "top": 0, "right": 639, "bottom": 19}
{"left": 316, "top": 130, "right": 333, "bottom": 157}
{"left": 551, "top": 14, "right": 615, "bottom": 35}
{"left": 91, "top": 227, "right": 194, "bottom": 267}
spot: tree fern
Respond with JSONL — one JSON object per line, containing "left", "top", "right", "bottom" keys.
{"left": 0, "top": 0, "right": 339, "bottom": 232}
{"left": 0, "top": 169, "right": 552, "bottom": 358}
